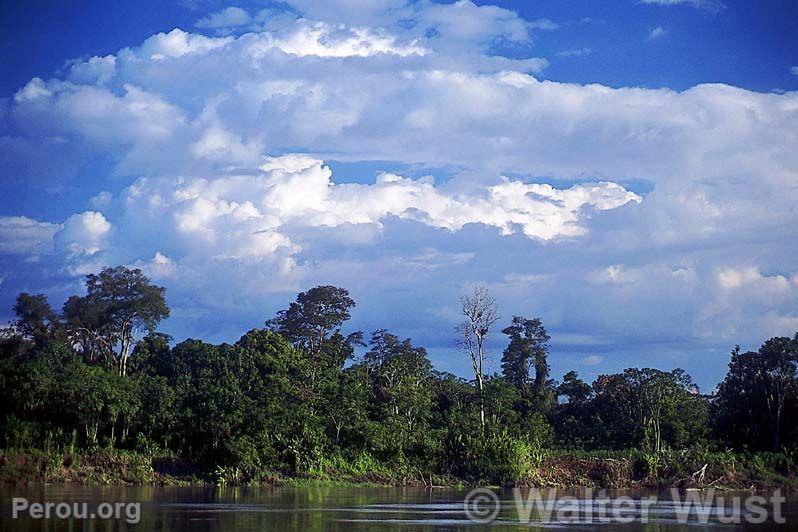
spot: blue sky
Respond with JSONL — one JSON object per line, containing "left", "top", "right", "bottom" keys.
{"left": 1, "top": 0, "right": 797, "bottom": 390}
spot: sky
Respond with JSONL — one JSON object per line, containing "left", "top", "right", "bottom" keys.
{"left": 1, "top": 0, "right": 797, "bottom": 391}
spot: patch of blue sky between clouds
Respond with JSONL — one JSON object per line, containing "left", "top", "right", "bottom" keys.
{"left": 325, "top": 160, "right": 459, "bottom": 186}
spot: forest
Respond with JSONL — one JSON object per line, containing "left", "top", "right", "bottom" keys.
{"left": 1, "top": 266, "right": 797, "bottom": 487}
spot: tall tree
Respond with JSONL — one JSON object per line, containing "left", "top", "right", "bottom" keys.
{"left": 267, "top": 285, "right": 362, "bottom": 376}
{"left": 557, "top": 371, "right": 591, "bottom": 405}
{"left": 714, "top": 336, "right": 798, "bottom": 451}
{"left": 757, "top": 336, "right": 798, "bottom": 450}
{"left": 457, "top": 285, "right": 499, "bottom": 428}
{"left": 62, "top": 294, "right": 108, "bottom": 363}
{"left": 501, "top": 316, "right": 551, "bottom": 407}
{"left": 553, "top": 371, "right": 595, "bottom": 447}
{"left": 63, "top": 267, "right": 169, "bottom": 376}
{"left": 13, "top": 293, "right": 59, "bottom": 347}
{"left": 366, "top": 330, "right": 433, "bottom": 434}
{"left": 592, "top": 367, "right": 700, "bottom": 453}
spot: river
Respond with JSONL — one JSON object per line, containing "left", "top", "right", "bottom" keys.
{"left": 2, "top": 485, "right": 797, "bottom": 530}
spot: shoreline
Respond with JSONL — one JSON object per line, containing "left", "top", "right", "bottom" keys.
{"left": 3, "top": 449, "right": 795, "bottom": 492}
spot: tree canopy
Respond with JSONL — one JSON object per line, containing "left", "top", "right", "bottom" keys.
{"left": 62, "top": 266, "right": 169, "bottom": 375}
{"left": 2, "top": 265, "right": 796, "bottom": 485}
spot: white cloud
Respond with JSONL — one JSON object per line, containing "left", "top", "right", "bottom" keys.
{"left": 528, "top": 18, "right": 560, "bottom": 31}
{"left": 89, "top": 191, "right": 113, "bottom": 209}
{"left": 135, "top": 251, "right": 179, "bottom": 279}
{"left": 0, "top": 216, "right": 58, "bottom": 255}
{"left": 252, "top": 20, "right": 427, "bottom": 57}
{"left": 416, "top": 0, "right": 532, "bottom": 46}
{"left": 137, "top": 29, "right": 232, "bottom": 60}
{"left": 56, "top": 211, "right": 111, "bottom": 257}
{"left": 791, "top": 66, "right": 798, "bottom": 76}
{"left": 716, "top": 266, "right": 794, "bottom": 295}
{"left": 588, "top": 263, "right": 699, "bottom": 290}
{"left": 117, "top": 155, "right": 639, "bottom": 253}
{"left": 282, "top": 0, "right": 552, "bottom": 47}
{"left": 14, "top": 78, "right": 51, "bottom": 102}
{"left": 580, "top": 355, "right": 604, "bottom": 366}
{"left": 695, "top": 266, "right": 798, "bottom": 342}
{"left": 68, "top": 55, "right": 116, "bottom": 85}
{"left": 640, "top": 0, "right": 725, "bottom": 11}
{"left": 556, "top": 47, "right": 592, "bottom": 57}
{"left": 591, "top": 264, "right": 632, "bottom": 285}
{"left": 648, "top": 26, "right": 668, "bottom": 40}
{"left": 195, "top": 7, "right": 251, "bottom": 30}
{"left": 13, "top": 79, "right": 186, "bottom": 146}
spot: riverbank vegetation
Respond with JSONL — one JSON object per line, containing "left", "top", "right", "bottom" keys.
{"left": 1, "top": 266, "right": 797, "bottom": 488}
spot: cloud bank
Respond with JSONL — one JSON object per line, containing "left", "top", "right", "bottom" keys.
{"left": 1, "top": 0, "right": 796, "bottom": 386}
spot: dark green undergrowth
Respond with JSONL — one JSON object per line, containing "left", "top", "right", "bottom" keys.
{"left": 0, "top": 448, "right": 201, "bottom": 485}
{"left": 2, "top": 446, "right": 796, "bottom": 491}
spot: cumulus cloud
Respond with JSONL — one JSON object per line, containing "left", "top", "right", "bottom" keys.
{"left": 1, "top": 1, "right": 797, "bottom": 385}
{"left": 282, "top": 0, "right": 553, "bottom": 45}
{"left": 648, "top": 26, "right": 668, "bottom": 40}
{"left": 89, "top": 191, "right": 113, "bottom": 209}
{"left": 254, "top": 20, "right": 427, "bottom": 57}
{"left": 56, "top": 211, "right": 111, "bottom": 257}
{"left": 195, "top": 6, "right": 251, "bottom": 30}
{"left": 37, "top": 156, "right": 635, "bottom": 283}
{"left": 716, "top": 266, "right": 796, "bottom": 297}
{"left": 118, "top": 155, "right": 639, "bottom": 249}
{"left": 0, "top": 216, "right": 58, "bottom": 255}
{"left": 414, "top": 1, "right": 532, "bottom": 45}
{"left": 698, "top": 266, "right": 798, "bottom": 341}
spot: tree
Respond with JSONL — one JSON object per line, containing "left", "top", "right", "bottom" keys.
{"left": 757, "top": 336, "right": 798, "bottom": 450}
{"left": 592, "top": 368, "right": 701, "bottom": 453}
{"left": 267, "top": 285, "right": 362, "bottom": 383}
{"left": 62, "top": 294, "right": 109, "bottom": 363}
{"left": 64, "top": 267, "right": 169, "bottom": 376}
{"left": 714, "top": 336, "right": 798, "bottom": 451}
{"left": 129, "top": 332, "right": 172, "bottom": 376}
{"left": 268, "top": 285, "right": 355, "bottom": 353}
{"left": 483, "top": 376, "right": 522, "bottom": 427}
{"left": 366, "top": 330, "right": 433, "bottom": 435}
{"left": 13, "top": 293, "right": 60, "bottom": 347}
{"left": 54, "top": 360, "right": 139, "bottom": 447}
{"left": 557, "top": 371, "right": 592, "bottom": 405}
{"left": 554, "top": 371, "right": 596, "bottom": 448}
{"left": 456, "top": 285, "right": 499, "bottom": 428}
{"left": 501, "top": 316, "right": 551, "bottom": 408}
{"left": 322, "top": 365, "right": 370, "bottom": 446}
{"left": 430, "top": 371, "right": 473, "bottom": 429}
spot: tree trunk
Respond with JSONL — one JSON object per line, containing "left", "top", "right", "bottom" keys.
{"left": 477, "top": 374, "right": 485, "bottom": 428}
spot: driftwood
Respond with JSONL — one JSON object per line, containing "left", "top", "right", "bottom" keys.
{"left": 692, "top": 463, "right": 707, "bottom": 484}
{"left": 420, "top": 473, "right": 444, "bottom": 489}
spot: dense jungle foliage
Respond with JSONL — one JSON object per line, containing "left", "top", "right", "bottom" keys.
{"left": 2, "top": 266, "right": 797, "bottom": 485}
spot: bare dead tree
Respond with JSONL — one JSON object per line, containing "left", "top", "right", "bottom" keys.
{"left": 457, "top": 285, "right": 499, "bottom": 428}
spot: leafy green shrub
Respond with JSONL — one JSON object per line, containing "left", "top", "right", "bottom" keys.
{"left": 443, "top": 425, "right": 548, "bottom": 484}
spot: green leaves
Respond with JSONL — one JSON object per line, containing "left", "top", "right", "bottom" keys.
{"left": 714, "top": 337, "right": 798, "bottom": 451}
{"left": 64, "top": 266, "right": 169, "bottom": 376}
{"left": 2, "top": 265, "right": 797, "bottom": 484}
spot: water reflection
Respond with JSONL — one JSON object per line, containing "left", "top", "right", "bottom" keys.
{"left": 1, "top": 485, "right": 796, "bottom": 530}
